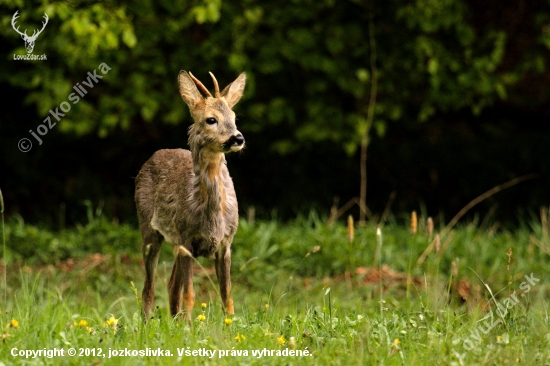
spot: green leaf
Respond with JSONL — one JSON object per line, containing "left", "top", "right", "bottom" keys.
{"left": 356, "top": 69, "right": 370, "bottom": 83}
{"left": 122, "top": 28, "right": 137, "bottom": 48}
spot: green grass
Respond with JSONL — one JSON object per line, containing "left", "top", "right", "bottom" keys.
{"left": 1, "top": 212, "right": 550, "bottom": 365}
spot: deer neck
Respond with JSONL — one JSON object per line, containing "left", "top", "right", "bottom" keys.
{"left": 191, "top": 147, "right": 227, "bottom": 217}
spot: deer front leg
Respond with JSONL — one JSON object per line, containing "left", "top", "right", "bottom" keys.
{"left": 215, "top": 242, "right": 234, "bottom": 314}
{"left": 182, "top": 254, "right": 195, "bottom": 322}
{"left": 168, "top": 246, "right": 195, "bottom": 322}
{"left": 142, "top": 232, "right": 163, "bottom": 320}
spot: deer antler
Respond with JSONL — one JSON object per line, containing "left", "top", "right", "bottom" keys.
{"left": 209, "top": 72, "right": 221, "bottom": 98}
{"left": 188, "top": 72, "right": 212, "bottom": 98}
{"left": 11, "top": 10, "right": 28, "bottom": 37}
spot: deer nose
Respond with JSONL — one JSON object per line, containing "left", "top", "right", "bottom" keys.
{"left": 234, "top": 134, "right": 245, "bottom": 145}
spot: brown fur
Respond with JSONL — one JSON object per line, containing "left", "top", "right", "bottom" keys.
{"left": 135, "top": 71, "right": 246, "bottom": 321}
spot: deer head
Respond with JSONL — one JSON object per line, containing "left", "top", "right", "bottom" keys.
{"left": 178, "top": 71, "right": 247, "bottom": 154}
{"left": 11, "top": 10, "right": 49, "bottom": 53}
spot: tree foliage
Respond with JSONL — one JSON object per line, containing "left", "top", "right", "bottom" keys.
{"left": 1, "top": 0, "right": 549, "bottom": 223}
{"left": 2, "top": 0, "right": 547, "bottom": 150}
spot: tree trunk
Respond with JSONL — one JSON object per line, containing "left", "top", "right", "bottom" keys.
{"left": 359, "top": 4, "right": 377, "bottom": 225}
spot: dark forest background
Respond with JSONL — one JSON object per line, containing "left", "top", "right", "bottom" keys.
{"left": 1, "top": 0, "right": 549, "bottom": 228}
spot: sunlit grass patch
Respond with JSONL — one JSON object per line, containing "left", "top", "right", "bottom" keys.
{"left": 1, "top": 215, "right": 549, "bottom": 364}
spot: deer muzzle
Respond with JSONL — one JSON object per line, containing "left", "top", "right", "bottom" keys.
{"left": 222, "top": 133, "right": 245, "bottom": 152}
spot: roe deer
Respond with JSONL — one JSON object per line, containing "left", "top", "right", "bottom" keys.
{"left": 135, "top": 70, "right": 246, "bottom": 321}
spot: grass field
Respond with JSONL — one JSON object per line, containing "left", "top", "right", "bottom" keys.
{"left": 1, "top": 209, "right": 549, "bottom": 365}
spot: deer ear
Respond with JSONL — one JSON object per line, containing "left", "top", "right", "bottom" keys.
{"left": 221, "top": 72, "right": 246, "bottom": 108}
{"left": 178, "top": 71, "right": 203, "bottom": 108}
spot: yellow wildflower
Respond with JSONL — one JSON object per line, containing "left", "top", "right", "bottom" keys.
{"left": 10, "top": 319, "right": 19, "bottom": 328}
{"left": 277, "top": 335, "right": 286, "bottom": 345}
{"left": 264, "top": 303, "right": 269, "bottom": 309}
{"left": 201, "top": 303, "right": 207, "bottom": 309}
{"left": 224, "top": 318, "right": 233, "bottom": 325}
{"left": 391, "top": 338, "right": 401, "bottom": 351}
{"left": 234, "top": 333, "right": 246, "bottom": 342}
{"left": 390, "top": 338, "right": 401, "bottom": 357}
{"left": 104, "top": 316, "right": 118, "bottom": 327}
{"left": 86, "top": 327, "right": 93, "bottom": 334}
{"left": 75, "top": 320, "right": 88, "bottom": 327}
{"left": 197, "top": 314, "right": 206, "bottom": 322}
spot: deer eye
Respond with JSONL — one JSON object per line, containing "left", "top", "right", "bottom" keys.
{"left": 206, "top": 117, "right": 217, "bottom": 125}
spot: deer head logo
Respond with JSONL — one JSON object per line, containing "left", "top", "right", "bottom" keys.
{"left": 11, "top": 10, "right": 49, "bottom": 54}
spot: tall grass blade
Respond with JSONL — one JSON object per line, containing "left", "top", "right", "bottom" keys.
{"left": 377, "top": 227, "right": 383, "bottom": 318}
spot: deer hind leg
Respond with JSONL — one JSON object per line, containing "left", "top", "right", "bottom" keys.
{"left": 168, "top": 246, "right": 195, "bottom": 321}
{"left": 215, "top": 242, "right": 234, "bottom": 314}
{"left": 142, "top": 231, "right": 163, "bottom": 320}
